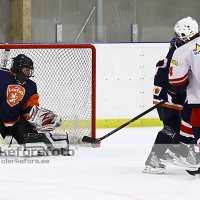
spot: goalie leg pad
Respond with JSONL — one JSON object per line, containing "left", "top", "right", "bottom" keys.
{"left": 0, "top": 134, "right": 8, "bottom": 152}
{"left": 25, "top": 132, "right": 54, "bottom": 149}
{"left": 0, "top": 120, "right": 9, "bottom": 138}
{"left": 12, "top": 116, "right": 36, "bottom": 144}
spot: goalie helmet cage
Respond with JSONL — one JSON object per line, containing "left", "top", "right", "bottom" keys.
{"left": 0, "top": 43, "right": 96, "bottom": 145}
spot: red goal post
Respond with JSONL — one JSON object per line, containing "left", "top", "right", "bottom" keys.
{"left": 0, "top": 43, "right": 96, "bottom": 145}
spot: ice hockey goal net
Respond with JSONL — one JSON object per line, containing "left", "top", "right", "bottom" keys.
{"left": 0, "top": 43, "right": 96, "bottom": 145}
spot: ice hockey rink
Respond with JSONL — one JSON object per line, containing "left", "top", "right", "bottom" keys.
{"left": 0, "top": 127, "right": 199, "bottom": 200}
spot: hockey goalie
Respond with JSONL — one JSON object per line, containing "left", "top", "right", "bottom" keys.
{"left": 0, "top": 54, "right": 68, "bottom": 156}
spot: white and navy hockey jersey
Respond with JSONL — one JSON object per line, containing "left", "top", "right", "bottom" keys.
{"left": 169, "top": 36, "right": 200, "bottom": 107}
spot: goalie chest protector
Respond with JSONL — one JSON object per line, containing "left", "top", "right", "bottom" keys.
{"left": 0, "top": 68, "right": 39, "bottom": 126}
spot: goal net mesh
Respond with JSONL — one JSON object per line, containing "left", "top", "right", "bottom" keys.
{"left": 0, "top": 44, "right": 96, "bottom": 146}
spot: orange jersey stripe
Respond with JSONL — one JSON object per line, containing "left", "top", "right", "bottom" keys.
{"left": 153, "top": 100, "right": 183, "bottom": 110}
{"left": 22, "top": 94, "right": 39, "bottom": 110}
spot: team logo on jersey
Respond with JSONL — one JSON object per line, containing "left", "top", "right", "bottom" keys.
{"left": 153, "top": 86, "right": 162, "bottom": 96}
{"left": 193, "top": 43, "right": 200, "bottom": 55}
{"left": 171, "top": 59, "right": 178, "bottom": 66}
{"left": 7, "top": 85, "right": 25, "bottom": 107}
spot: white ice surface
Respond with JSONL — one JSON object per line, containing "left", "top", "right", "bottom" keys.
{"left": 0, "top": 127, "right": 199, "bottom": 200}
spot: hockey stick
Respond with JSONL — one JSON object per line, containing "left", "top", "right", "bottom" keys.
{"left": 0, "top": 49, "right": 10, "bottom": 68}
{"left": 82, "top": 101, "right": 165, "bottom": 144}
{"left": 186, "top": 168, "right": 200, "bottom": 176}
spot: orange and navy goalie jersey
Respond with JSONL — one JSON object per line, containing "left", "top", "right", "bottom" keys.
{"left": 0, "top": 68, "right": 39, "bottom": 127}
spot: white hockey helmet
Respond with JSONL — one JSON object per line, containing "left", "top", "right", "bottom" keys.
{"left": 174, "top": 16, "right": 199, "bottom": 43}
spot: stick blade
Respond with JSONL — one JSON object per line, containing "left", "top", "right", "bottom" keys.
{"left": 186, "top": 168, "right": 200, "bottom": 176}
{"left": 82, "top": 136, "right": 98, "bottom": 144}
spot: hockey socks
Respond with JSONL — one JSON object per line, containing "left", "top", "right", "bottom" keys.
{"left": 151, "top": 125, "right": 176, "bottom": 158}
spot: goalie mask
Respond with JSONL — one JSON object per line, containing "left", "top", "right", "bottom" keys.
{"left": 11, "top": 54, "right": 34, "bottom": 84}
{"left": 174, "top": 16, "right": 199, "bottom": 43}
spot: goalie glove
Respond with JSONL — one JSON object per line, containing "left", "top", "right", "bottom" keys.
{"left": 24, "top": 106, "right": 62, "bottom": 132}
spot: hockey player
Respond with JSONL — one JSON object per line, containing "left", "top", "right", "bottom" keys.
{"left": 0, "top": 54, "right": 62, "bottom": 155}
{"left": 143, "top": 16, "right": 198, "bottom": 174}
{"left": 170, "top": 37, "right": 176, "bottom": 48}
{"left": 168, "top": 17, "right": 200, "bottom": 160}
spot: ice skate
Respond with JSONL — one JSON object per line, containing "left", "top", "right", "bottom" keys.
{"left": 161, "top": 152, "right": 174, "bottom": 162}
{"left": 168, "top": 143, "right": 199, "bottom": 168}
{"left": 143, "top": 152, "right": 166, "bottom": 174}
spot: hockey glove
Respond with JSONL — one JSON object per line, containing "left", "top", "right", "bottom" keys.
{"left": 24, "top": 106, "right": 62, "bottom": 132}
{"left": 167, "top": 88, "right": 181, "bottom": 104}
